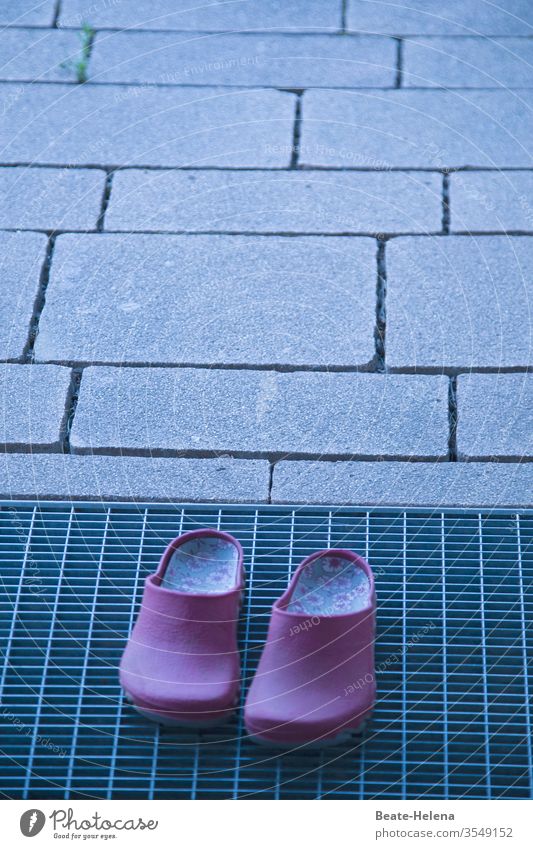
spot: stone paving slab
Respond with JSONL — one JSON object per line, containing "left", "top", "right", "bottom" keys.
{"left": 0, "top": 0, "right": 529, "bottom": 506}
{"left": 0, "top": 453, "right": 270, "bottom": 501}
{"left": 59, "top": 1, "right": 342, "bottom": 31}
{"left": 386, "top": 236, "right": 533, "bottom": 368}
{"left": 89, "top": 32, "right": 397, "bottom": 88}
{"left": 299, "top": 90, "right": 533, "bottom": 168}
{"left": 457, "top": 374, "right": 533, "bottom": 458}
{"left": 271, "top": 459, "right": 533, "bottom": 506}
{"left": 70, "top": 368, "right": 449, "bottom": 458}
{"left": 346, "top": 0, "right": 533, "bottom": 35}
{"left": 0, "top": 83, "right": 295, "bottom": 167}
{"left": 105, "top": 169, "right": 442, "bottom": 234}
{"left": 0, "top": 364, "right": 71, "bottom": 449}
{"left": 0, "top": 231, "right": 47, "bottom": 359}
{"left": 450, "top": 171, "right": 533, "bottom": 232}
{"left": 0, "top": 28, "right": 82, "bottom": 82}
{"left": 403, "top": 37, "right": 533, "bottom": 88}
{"left": 1, "top": 1, "right": 55, "bottom": 26}
{"left": 0, "top": 166, "right": 105, "bottom": 230}
{"left": 35, "top": 234, "right": 377, "bottom": 367}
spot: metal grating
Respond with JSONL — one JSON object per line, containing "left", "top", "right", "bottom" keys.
{"left": 0, "top": 501, "right": 532, "bottom": 800}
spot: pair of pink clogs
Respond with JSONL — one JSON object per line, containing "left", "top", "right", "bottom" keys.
{"left": 119, "top": 528, "right": 376, "bottom": 747}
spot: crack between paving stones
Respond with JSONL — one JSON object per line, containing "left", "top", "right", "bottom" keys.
{"left": 3, "top": 225, "right": 533, "bottom": 239}
{"left": 442, "top": 171, "right": 451, "bottom": 233}
{"left": 1, "top": 443, "right": 70, "bottom": 454}
{"left": 3, "top": 162, "right": 533, "bottom": 173}
{"left": 375, "top": 240, "right": 387, "bottom": 372}
{"left": 267, "top": 463, "right": 275, "bottom": 503}
{"left": 341, "top": 0, "right": 348, "bottom": 32}
{"left": 387, "top": 365, "right": 533, "bottom": 375}
{"left": 22, "top": 234, "right": 56, "bottom": 363}
{"left": 4, "top": 226, "right": 533, "bottom": 239}
{"left": 2, "top": 358, "right": 530, "bottom": 375}
{"left": 59, "top": 361, "right": 379, "bottom": 372}
{"left": 60, "top": 368, "right": 83, "bottom": 454}
{"left": 13, "top": 24, "right": 533, "bottom": 35}
{"left": 395, "top": 39, "right": 404, "bottom": 88}
{"left": 52, "top": 0, "right": 61, "bottom": 27}
{"left": 7, "top": 23, "right": 533, "bottom": 41}
{"left": 97, "top": 170, "right": 114, "bottom": 231}
{"left": 3, "top": 77, "right": 532, "bottom": 92}
{"left": 85, "top": 27, "right": 96, "bottom": 70}
{"left": 2, "top": 445, "right": 531, "bottom": 463}
{"left": 448, "top": 375, "right": 458, "bottom": 461}
{"left": 0, "top": 80, "right": 405, "bottom": 92}
{"left": 290, "top": 93, "right": 303, "bottom": 168}
{"left": 0, "top": 227, "right": 449, "bottom": 238}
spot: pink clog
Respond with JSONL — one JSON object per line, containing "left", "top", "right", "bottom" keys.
{"left": 244, "top": 549, "right": 376, "bottom": 746}
{"left": 120, "top": 528, "right": 244, "bottom": 727}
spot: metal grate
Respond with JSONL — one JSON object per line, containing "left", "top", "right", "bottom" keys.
{"left": 0, "top": 501, "right": 532, "bottom": 800}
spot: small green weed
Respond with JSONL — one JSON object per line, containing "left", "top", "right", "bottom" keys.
{"left": 61, "top": 22, "right": 94, "bottom": 84}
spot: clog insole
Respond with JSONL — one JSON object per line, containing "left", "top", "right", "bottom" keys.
{"left": 161, "top": 537, "right": 239, "bottom": 593}
{"left": 286, "top": 553, "right": 371, "bottom": 616}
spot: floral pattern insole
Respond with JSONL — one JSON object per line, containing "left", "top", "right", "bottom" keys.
{"left": 161, "top": 537, "right": 239, "bottom": 593}
{"left": 287, "top": 554, "right": 371, "bottom": 616}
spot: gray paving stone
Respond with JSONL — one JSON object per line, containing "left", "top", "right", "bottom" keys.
{"left": 403, "top": 37, "right": 533, "bottom": 88}
{"left": 60, "top": 1, "right": 341, "bottom": 31}
{"left": 457, "top": 374, "right": 533, "bottom": 458}
{"left": 0, "top": 83, "right": 295, "bottom": 167}
{"left": 105, "top": 169, "right": 442, "bottom": 234}
{"left": 386, "top": 237, "right": 533, "bottom": 368}
{"left": 0, "top": 28, "right": 82, "bottom": 82}
{"left": 90, "top": 32, "right": 396, "bottom": 87}
{"left": 0, "top": 364, "right": 71, "bottom": 449}
{"left": 0, "top": 453, "right": 270, "bottom": 501}
{"left": 272, "top": 460, "right": 533, "bottom": 506}
{"left": 0, "top": 232, "right": 47, "bottom": 359}
{"left": 70, "top": 368, "right": 449, "bottom": 457}
{"left": 0, "top": 1, "right": 55, "bottom": 26}
{"left": 450, "top": 171, "right": 533, "bottom": 232}
{"left": 35, "top": 234, "right": 377, "bottom": 367}
{"left": 0, "top": 167, "right": 105, "bottom": 230}
{"left": 346, "top": 1, "right": 533, "bottom": 35}
{"left": 299, "top": 89, "right": 533, "bottom": 168}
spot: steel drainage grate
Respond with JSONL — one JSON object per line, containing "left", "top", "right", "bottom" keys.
{"left": 0, "top": 501, "right": 532, "bottom": 800}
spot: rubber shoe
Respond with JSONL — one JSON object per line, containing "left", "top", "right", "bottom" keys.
{"left": 120, "top": 528, "right": 244, "bottom": 727}
{"left": 244, "top": 548, "right": 375, "bottom": 747}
